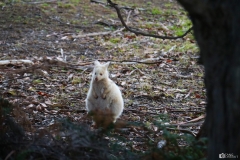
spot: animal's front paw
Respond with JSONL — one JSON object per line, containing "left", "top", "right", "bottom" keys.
{"left": 94, "top": 95, "right": 98, "bottom": 99}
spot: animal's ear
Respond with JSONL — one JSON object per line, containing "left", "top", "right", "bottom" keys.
{"left": 94, "top": 60, "right": 101, "bottom": 66}
{"left": 104, "top": 62, "right": 110, "bottom": 68}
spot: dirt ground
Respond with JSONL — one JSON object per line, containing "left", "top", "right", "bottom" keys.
{"left": 0, "top": 0, "right": 205, "bottom": 155}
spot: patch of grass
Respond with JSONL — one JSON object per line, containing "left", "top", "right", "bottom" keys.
{"left": 151, "top": 7, "right": 163, "bottom": 15}
{"left": 109, "top": 13, "right": 117, "bottom": 18}
{"left": 145, "top": 23, "right": 155, "bottom": 29}
{"left": 81, "top": 21, "right": 88, "bottom": 25}
{"left": 0, "top": 2, "right": 5, "bottom": 7}
{"left": 8, "top": 89, "right": 17, "bottom": 96}
{"left": 32, "top": 79, "right": 42, "bottom": 84}
{"left": 70, "top": 0, "right": 81, "bottom": 4}
{"left": 80, "top": 55, "right": 86, "bottom": 61}
{"left": 164, "top": 3, "right": 173, "bottom": 8}
{"left": 58, "top": 2, "right": 76, "bottom": 9}
{"left": 170, "top": 9, "right": 179, "bottom": 15}
{"left": 72, "top": 77, "right": 82, "bottom": 84}
{"left": 165, "top": 9, "right": 175, "bottom": 15}
{"left": 146, "top": 2, "right": 152, "bottom": 6}
{"left": 181, "top": 20, "right": 192, "bottom": 28}
{"left": 41, "top": 3, "right": 50, "bottom": 9}
{"left": 13, "top": 15, "right": 24, "bottom": 23}
{"left": 70, "top": 20, "right": 79, "bottom": 24}
{"left": 178, "top": 42, "right": 198, "bottom": 52}
{"left": 109, "top": 37, "right": 121, "bottom": 44}
{"left": 50, "top": 8, "right": 57, "bottom": 13}
{"left": 159, "top": 16, "right": 167, "bottom": 21}
{"left": 171, "top": 17, "right": 192, "bottom": 37}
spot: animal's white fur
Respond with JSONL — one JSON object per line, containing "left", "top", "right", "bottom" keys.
{"left": 86, "top": 60, "right": 124, "bottom": 122}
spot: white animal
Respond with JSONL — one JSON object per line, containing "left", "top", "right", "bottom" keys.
{"left": 86, "top": 60, "right": 124, "bottom": 123}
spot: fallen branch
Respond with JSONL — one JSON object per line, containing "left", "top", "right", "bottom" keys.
{"left": 169, "top": 109, "right": 204, "bottom": 113}
{"left": 0, "top": 60, "right": 33, "bottom": 65}
{"left": 98, "top": 57, "right": 164, "bottom": 64}
{"left": 94, "top": 21, "right": 119, "bottom": 28}
{"left": 128, "top": 65, "right": 145, "bottom": 75}
{"left": 166, "top": 127, "right": 196, "bottom": 137}
{"left": 178, "top": 115, "right": 205, "bottom": 125}
{"left": 107, "top": 0, "right": 193, "bottom": 40}
{"left": 173, "top": 73, "right": 193, "bottom": 79}
{"left": 169, "top": 120, "right": 204, "bottom": 127}
{"left": 4, "top": 150, "right": 15, "bottom": 160}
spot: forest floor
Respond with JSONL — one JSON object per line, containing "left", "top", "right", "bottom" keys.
{"left": 0, "top": 0, "right": 206, "bottom": 158}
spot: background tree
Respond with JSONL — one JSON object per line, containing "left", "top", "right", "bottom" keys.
{"left": 177, "top": 0, "right": 240, "bottom": 159}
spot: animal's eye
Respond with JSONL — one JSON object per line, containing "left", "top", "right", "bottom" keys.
{"left": 95, "top": 73, "right": 96, "bottom": 75}
{"left": 100, "top": 73, "right": 102, "bottom": 76}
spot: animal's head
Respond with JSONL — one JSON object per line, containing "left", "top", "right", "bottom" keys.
{"left": 92, "top": 60, "right": 110, "bottom": 82}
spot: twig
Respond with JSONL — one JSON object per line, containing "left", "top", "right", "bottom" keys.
{"left": 169, "top": 109, "right": 204, "bottom": 113}
{"left": 126, "top": 10, "right": 132, "bottom": 24}
{"left": 178, "top": 115, "right": 205, "bottom": 125}
{"left": 4, "top": 150, "right": 15, "bottom": 160}
{"left": 107, "top": 0, "right": 193, "bottom": 40}
{"left": 98, "top": 57, "right": 163, "bottom": 64}
{"left": 94, "top": 21, "right": 119, "bottom": 28}
{"left": 146, "top": 134, "right": 155, "bottom": 142}
{"left": 166, "top": 127, "right": 196, "bottom": 137}
{"left": 132, "top": 127, "right": 154, "bottom": 142}
{"left": 162, "top": 61, "right": 179, "bottom": 73}
{"left": 169, "top": 121, "right": 204, "bottom": 127}
{"left": 183, "top": 89, "right": 192, "bottom": 99}
{"left": 74, "top": 31, "right": 112, "bottom": 38}
{"left": 173, "top": 73, "right": 193, "bottom": 79}
{"left": 128, "top": 65, "right": 145, "bottom": 75}
{"left": 25, "top": 0, "right": 57, "bottom": 4}
{"left": 73, "top": 28, "right": 124, "bottom": 38}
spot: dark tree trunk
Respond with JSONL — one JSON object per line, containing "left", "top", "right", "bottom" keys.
{"left": 177, "top": 0, "right": 240, "bottom": 159}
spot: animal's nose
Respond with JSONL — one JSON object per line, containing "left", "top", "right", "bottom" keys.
{"left": 95, "top": 77, "right": 98, "bottom": 81}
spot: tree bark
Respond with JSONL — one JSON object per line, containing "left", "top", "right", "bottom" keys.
{"left": 177, "top": 0, "right": 240, "bottom": 159}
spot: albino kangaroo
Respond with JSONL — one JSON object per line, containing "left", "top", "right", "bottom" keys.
{"left": 86, "top": 60, "right": 124, "bottom": 124}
